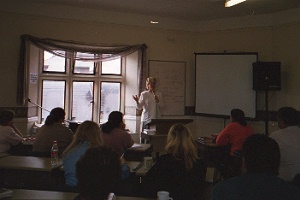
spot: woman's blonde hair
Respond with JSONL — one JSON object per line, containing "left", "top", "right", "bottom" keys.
{"left": 146, "top": 77, "right": 157, "bottom": 90}
{"left": 63, "top": 120, "right": 102, "bottom": 156}
{"left": 165, "top": 123, "right": 198, "bottom": 170}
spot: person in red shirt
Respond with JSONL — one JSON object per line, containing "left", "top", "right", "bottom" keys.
{"left": 216, "top": 108, "right": 254, "bottom": 178}
{"left": 216, "top": 109, "right": 254, "bottom": 155}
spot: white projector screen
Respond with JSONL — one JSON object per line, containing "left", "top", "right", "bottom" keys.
{"left": 195, "top": 53, "right": 257, "bottom": 118}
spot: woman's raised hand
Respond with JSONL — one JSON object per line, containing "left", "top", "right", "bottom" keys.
{"left": 132, "top": 95, "right": 139, "bottom": 102}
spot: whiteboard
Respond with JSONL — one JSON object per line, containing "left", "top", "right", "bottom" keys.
{"left": 195, "top": 53, "right": 257, "bottom": 118}
{"left": 149, "top": 60, "right": 185, "bottom": 115}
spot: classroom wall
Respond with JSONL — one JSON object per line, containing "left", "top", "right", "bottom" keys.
{"left": 1, "top": 2, "right": 300, "bottom": 137}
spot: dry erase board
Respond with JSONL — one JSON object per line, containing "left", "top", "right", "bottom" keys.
{"left": 148, "top": 60, "right": 185, "bottom": 115}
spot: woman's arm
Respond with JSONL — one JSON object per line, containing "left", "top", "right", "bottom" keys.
{"left": 123, "top": 133, "right": 134, "bottom": 149}
{"left": 133, "top": 93, "right": 144, "bottom": 110}
{"left": 5, "top": 126, "right": 23, "bottom": 146}
{"left": 216, "top": 124, "right": 232, "bottom": 146}
{"left": 8, "top": 122, "right": 23, "bottom": 137}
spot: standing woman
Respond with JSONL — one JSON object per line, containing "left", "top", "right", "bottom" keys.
{"left": 143, "top": 123, "right": 207, "bottom": 199}
{"left": 32, "top": 107, "right": 73, "bottom": 155}
{"left": 0, "top": 109, "right": 23, "bottom": 153}
{"left": 132, "top": 77, "right": 163, "bottom": 131}
{"left": 100, "top": 111, "right": 134, "bottom": 158}
{"left": 62, "top": 121, "right": 102, "bottom": 187}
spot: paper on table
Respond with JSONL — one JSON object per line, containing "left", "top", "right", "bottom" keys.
{"left": 132, "top": 144, "right": 143, "bottom": 148}
{"left": 0, "top": 188, "right": 13, "bottom": 199}
{"left": 143, "top": 129, "right": 155, "bottom": 135}
{"left": 108, "top": 193, "right": 116, "bottom": 200}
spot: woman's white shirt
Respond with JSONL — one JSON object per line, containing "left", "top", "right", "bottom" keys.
{"left": 136, "top": 91, "right": 162, "bottom": 124}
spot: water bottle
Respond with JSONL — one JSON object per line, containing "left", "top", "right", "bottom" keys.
{"left": 51, "top": 141, "right": 59, "bottom": 167}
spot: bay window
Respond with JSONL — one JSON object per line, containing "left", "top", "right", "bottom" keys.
{"left": 18, "top": 35, "right": 146, "bottom": 127}
{"left": 40, "top": 50, "right": 122, "bottom": 124}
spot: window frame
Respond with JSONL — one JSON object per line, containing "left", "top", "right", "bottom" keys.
{"left": 37, "top": 49, "right": 125, "bottom": 124}
{"left": 40, "top": 79, "right": 67, "bottom": 122}
{"left": 42, "top": 50, "right": 68, "bottom": 74}
{"left": 100, "top": 81, "right": 122, "bottom": 122}
{"left": 71, "top": 80, "right": 95, "bottom": 122}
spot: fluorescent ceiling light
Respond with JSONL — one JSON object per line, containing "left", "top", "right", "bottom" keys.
{"left": 225, "top": 0, "right": 246, "bottom": 7}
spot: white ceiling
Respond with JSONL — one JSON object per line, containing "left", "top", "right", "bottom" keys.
{"left": 26, "top": 0, "right": 300, "bottom": 22}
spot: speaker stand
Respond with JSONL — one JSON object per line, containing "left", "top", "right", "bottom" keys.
{"left": 265, "top": 90, "right": 269, "bottom": 135}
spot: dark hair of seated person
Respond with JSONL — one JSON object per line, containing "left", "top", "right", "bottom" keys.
{"left": 101, "top": 111, "right": 123, "bottom": 133}
{"left": 45, "top": 107, "right": 65, "bottom": 126}
{"left": 75, "top": 147, "right": 121, "bottom": 200}
{"left": 277, "top": 106, "right": 299, "bottom": 127}
{"left": 0, "top": 109, "right": 15, "bottom": 125}
{"left": 243, "top": 134, "right": 280, "bottom": 175}
{"left": 231, "top": 108, "right": 247, "bottom": 126}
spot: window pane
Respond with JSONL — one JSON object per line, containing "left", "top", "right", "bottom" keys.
{"left": 72, "top": 81, "right": 94, "bottom": 122}
{"left": 100, "top": 82, "right": 120, "bottom": 123}
{"left": 101, "top": 56, "right": 121, "bottom": 75}
{"left": 43, "top": 51, "right": 66, "bottom": 72}
{"left": 74, "top": 52, "right": 95, "bottom": 74}
{"left": 42, "top": 80, "right": 65, "bottom": 123}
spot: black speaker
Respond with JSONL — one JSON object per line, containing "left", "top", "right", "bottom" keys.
{"left": 253, "top": 62, "right": 281, "bottom": 90}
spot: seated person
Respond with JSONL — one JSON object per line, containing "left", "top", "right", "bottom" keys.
{"left": 270, "top": 107, "right": 300, "bottom": 182}
{"left": 142, "top": 123, "right": 207, "bottom": 200}
{"left": 0, "top": 109, "right": 23, "bottom": 153}
{"left": 211, "top": 134, "right": 300, "bottom": 200}
{"left": 216, "top": 108, "right": 254, "bottom": 178}
{"left": 75, "top": 147, "right": 121, "bottom": 200}
{"left": 62, "top": 121, "right": 130, "bottom": 188}
{"left": 62, "top": 121, "right": 104, "bottom": 187}
{"left": 32, "top": 107, "right": 73, "bottom": 156}
{"left": 216, "top": 108, "right": 254, "bottom": 155}
{"left": 100, "top": 111, "right": 134, "bottom": 158}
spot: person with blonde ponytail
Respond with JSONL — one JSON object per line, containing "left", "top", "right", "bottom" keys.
{"left": 133, "top": 77, "right": 163, "bottom": 132}
{"left": 62, "top": 120, "right": 130, "bottom": 188}
{"left": 142, "top": 123, "right": 207, "bottom": 200}
{"left": 62, "top": 121, "right": 102, "bottom": 187}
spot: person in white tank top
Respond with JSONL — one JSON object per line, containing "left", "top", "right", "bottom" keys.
{"left": 133, "top": 77, "right": 163, "bottom": 130}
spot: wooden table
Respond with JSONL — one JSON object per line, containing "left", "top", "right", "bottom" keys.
{"left": 7, "top": 189, "right": 155, "bottom": 200}
{"left": 197, "top": 137, "right": 231, "bottom": 182}
{"left": 116, "top": 196, "right": 155, "bottom": 200}
{"left": 0, "top": 156, "right": 64, "bottom": 190}
{"left": 0, "top": 152, "right": 9, "bottom": 159}
{"left": 135, "top": 163, "right": 150, "bottom": 177}
{"left": 125, "top": 161, "right": 143, "bottom": 173}
{"left": 12, "top": 139, "right": 153, "bottom": 161}
{"left": 7, "top": 138, "right": 34, "bottom": 156}
{"left": 123, "top": 143, "right": 153, "bottom": 162}
{"left": 197, "top": 137, "right": 230, "bottom": 167}
{"left": 0, "top": 155, "right": 61, "bottom": 171}
{"left": 140, "top": 133, "right": 167, "bottom": 158}
{"left": 7, "top": 189, "right": 77, "bottom": 199}
{"left": 114, "top": 161, "right": 147, "bottom": 197}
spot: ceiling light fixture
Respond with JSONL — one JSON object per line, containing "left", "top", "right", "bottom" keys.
{"left": 150, "top": 21, "right": 159, "bottom": 24}
{"left": 225, "top": 0, "right": 246, "bottom": 7}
